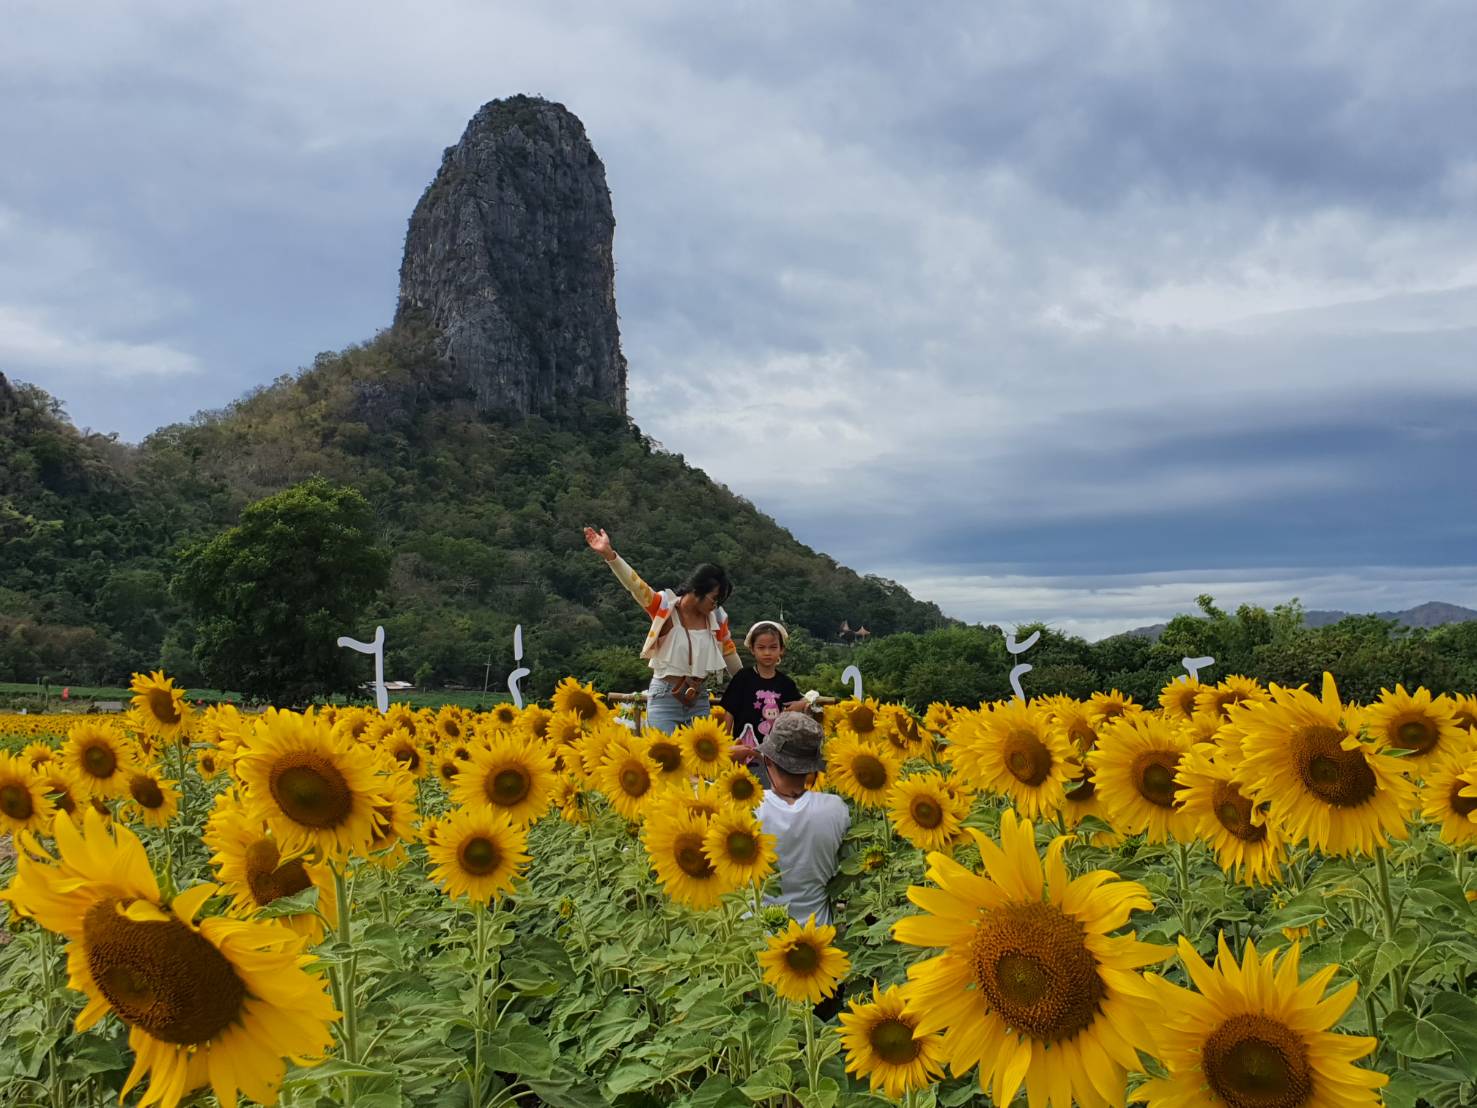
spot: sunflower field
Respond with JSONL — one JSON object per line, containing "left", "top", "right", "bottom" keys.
{"left": 2, "top": 671, "right": 1477, "bottom": 1108}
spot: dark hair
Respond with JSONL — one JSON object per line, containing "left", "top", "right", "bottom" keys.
{"left": 750, "top": 625, "right": 784, "bottom": 648}
{"left": 677, "top": 562, "right": 732, "bottom": 604}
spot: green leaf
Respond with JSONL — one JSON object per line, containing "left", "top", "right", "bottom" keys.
{"left": 603, "top": 1059, "right": 662, "bottom": 1098}
{"left": 1382, "top": 1010, "right": 1452, "bottom": 1060}
{"left": 255, "top": 884, "right": 321, "bottom": 918}
{"left": 1426, "top": 991, "right": 1477, "bottom": 1070}
{"left": 683, "top": 1074, "right": 749, "bottom": 1108}
{"left": 484, "top": 1020, "right": 554, "bottom": 1079}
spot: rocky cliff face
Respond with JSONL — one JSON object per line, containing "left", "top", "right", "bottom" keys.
{"left": 395, "top": 96, "right": 627, "bottom": 418}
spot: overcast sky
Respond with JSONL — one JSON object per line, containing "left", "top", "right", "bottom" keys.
{"left": 5, "top": 2, "right": 1476, "bottom": 638}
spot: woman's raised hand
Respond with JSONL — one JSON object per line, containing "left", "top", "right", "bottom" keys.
{"left": 583, "top": 526, "right": 615, "bottom": 561}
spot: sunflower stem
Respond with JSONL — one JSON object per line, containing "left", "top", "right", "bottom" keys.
{"left": 471, "top": 899, "right": 488, "bottom": 1108}
{"left": 1373, "top": 848, "right": 1398, "bottom": 940}
{"left": 38, "top": 928, "right": 69, "bottom": 1108}
{"left": 1175, "top": 841, "right": 1194, "bottom": 938}
{"left": 800, "top": 1001, "right": 820, "bottom": 1094}
{"left": 331, "top": 864, "right": 360, "bottom": 1103}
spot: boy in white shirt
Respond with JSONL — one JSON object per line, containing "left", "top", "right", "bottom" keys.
{"left": 754, "top": 712, "right": 851, "bottom": 927}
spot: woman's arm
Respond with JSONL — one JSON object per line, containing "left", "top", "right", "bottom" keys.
{"left": 584, "top": 527, "right": 661, "bottom": 615}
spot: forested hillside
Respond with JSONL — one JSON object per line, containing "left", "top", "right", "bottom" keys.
{"left": 0, "top": 327, "right": 950, "bottom": 695}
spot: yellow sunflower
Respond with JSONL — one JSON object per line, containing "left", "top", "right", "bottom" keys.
{"left": 679, "top": 716, "right": 733, "bottom": 778}
{"left": 452, "top": 732, "right": 557, "bottom": 826}
{"left": 641, "top": 728, "right": 691, "bottom": 785}
{"left": 204, "top": 790, "right": 338, "bottom": 942}
{"left": 1196, "top": 675, "right": 1268, "bottom": 722}
{"left": 825, "top": 734, "right": 904, "bottom": 809}
{"left": 22, "top": 741, "right": 56, "bottom": 772}
{"left": 671, "top": 779, "right": 726, "bottom": 820}
{"left": 518, "top": 703, "right": 554, "bottom": 742}
{"left": 1059, "top": 769, "right": 1123, "bottom": 847}
{"left": 757, "top": 913, "right": 851, "bottom": 1003}
{"left": 1451, "top": 693, "right": 1477, "bottom": 732}
{"left": 838, "top": 983, "right": 947, "bottom": 1099}
{"left": 1234, "top": 674, "right": 1416, "bottom": 857}
{"left": 0, "top": 752, "right": 51, "bottom": 834}
{"left": 701, "top": 807, "right": 777, "bottom": 887}
{"left": 384, "top": 702, "right": 417, "bottom": 733}
{"left": 61, "top": 721, "right": 139, "bottom": 799}
{"left": 547, "top": 709, "right": 586, "bottom": 752}
{"left": 552, "top": 676, "right": 610, "bottom": 725}
{"left": 233, "top": 708, "right": 385, "bottom": 860}
{"left": 434, "top": 750, "right": 463, "bottom": 788}
{"left": 888, "top": 772, "right": 966, "bottom": 852}
{"left": 195, "top": 744, "right": 228, "bottom": 780}
{"left": 948, "top": 699, "right": 1080, "bottom": 820}
{"left": 1175, "top": 744, "right": 1287, "bottom": 886}
{"left": 381, "top": 727, "right": 430, "bottom": 779}
{"left": 1047, "top": 697, "right": 1101, "bottom": 757}
{"left": 1419, "top": 748, "right": 1477, "bottom": 846}
{"left": 485, "top": 702, "right": 521, "bottom": 731}
{"left": 37, "top": 765, "right": 82, "bottom": 824}
{"left": 120, "top": 768, "right": 180, "bottom": 829}
{"left": 644, "top": 809, "right": 737, "bottom": 909}
{"left": 3, "top": 809, "right": 338, "bottom": 1108}
{"left": 553, "top": 774, "right": 591, "bottom": 824}
{"left": 1158, "top": 677, "right": 1204, "bottom": 722}
{"left": 924, "top": 702, "right": 957, "bottom": 736}
{"left": 331, "top": 707, "right": 374, "bottom": 746}
{"left": 1088, "top": 688, "right": 1141, "bottom": 727}
{"left": 426, "top": 807, "right": 530, "bottom": 903}
{"left": 597, "top": 734, "right": 660, "bottom": 820}
{"left": 1363, "top": 683, "right": 1470, "bottom": 770}
{"left": 1137, "top": 934, "right": 1385, "bottom": 1107}
{"left": 833, "top": 698, "right": 893, "bottom": 745}
{"left": 716, "top": 764, "right": 764, "bottom": 808}
{"left": 885, "top": 706, "right": 935, "bottom": 760}
{"left": 128, "top": 669, "right": 193, "bottom": 742}
{"left": 1090, "top": 713, "right": 1195, "bottom": 843}
{"left": 894, "top": 810, "right": 1168, "bottom": 1107}
{"left": 364, "top": 756, "right": 418, "bottom": 867}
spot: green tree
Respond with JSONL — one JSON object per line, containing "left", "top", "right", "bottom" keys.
{"left": 173, "top": 478, "right": 391, "bottom": 702}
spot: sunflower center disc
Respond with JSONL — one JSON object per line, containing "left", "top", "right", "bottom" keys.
{"left": 850, "top": 706, "right": 876, "bottom": 733}
{"left": 695, "top": 738, "right": 718, "bottom": 761}
{"left": 571, "top": 692, "right": 597, "bottom": 720}
{"left": 460, "top": 835, "right": 501, "bottom": 875}
{"left": 1069, "top": 725, "right": 1097, "bottom": 753}
{"left": 911, "top": 797, "right": 944, "bottom": 829}
{"left": 82, "top": 742, "right": 117, "bottom": 779}
{"left": 147, "top": 689, "right": 181, "bottom": 726}
{"left": 489, "top": 768, "right": 531, "bottom": 806}
{"left": 675, "top": 835, "right": 714, "bottom": 879}
{"left": 1004, "top": 730, "right": 1052, "bottom": 786}
{"left": 651, "top": 743, "right": 683, "bottom": 773}
{"left": 1450, "top": 782, "right": 1477, "bottom": 819}
{"left": 395, "top": 747, "right": 419, "bottom": 771}
{"left": 83, "top": 898, "right": 246, "bottom": 1045}
{"left": 48, "top": 782, "right": 76, "bottom": 813}
{"left": 970, "top": 902, "right": 1104, "bottom": 1042}
{"left": 269, "top": 756, "right": 354, "bottom": 829}
{"left": 444, "top": 721, "right": 461, "bottom": 740}
{"left": 854, "top": 754, "right": 888, "bottom": 791}
{"left": 619, "top": 765, "right": 650, "bottom": 797}
{"left": 1131, "top": 751, "right": 1182, "bottom": 808}
{"left": 1212, "top": 782, "right": 1268, "bottom": 843}
{"left": 244, "top": 838, "right": 313, "bottom": 905}
{"left": 440, "top": 761, "right": 458, "bottom": 781}
{"left": 128, "top": 774, "right": 165, "bottom": 809}
{"left": 726, "top": 831, "right": 757, "bottom": 863}
{"left": 784, "top": 940, "right": 820, "bottom": 973}
{"left": 1293, "top": 726, "right": 1377, "bottom": 808}
{"left": 1066, "top": 770, "right": 1097, "bottom": 802}
{"left": 0, "top": 783, "right": 33, "bottom": 820}
{"left": 1394, "top": 719, "right": 1436, "bottom": 754}
{"left": 1202, "top": 1012, "right": 1312, "bottom": 1108}
{"left": 729, "top": 778, "right": 756, "bottom": 801}
{"left": 869, "top": 1017, "right": 922, "bottom": 1065}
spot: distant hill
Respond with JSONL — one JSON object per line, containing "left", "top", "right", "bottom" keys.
{"left": 1122, "top": 601, "right": 1477, "bottom": 642}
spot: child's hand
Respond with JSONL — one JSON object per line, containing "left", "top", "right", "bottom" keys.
{"left": 728, "top": 743, "right": 755, "bottom": 763}
{"left": 583, "top": 526, "right": 615, "bottom": 560}
{"left": 783, "top": 699, "right": 810, "bottom": 713}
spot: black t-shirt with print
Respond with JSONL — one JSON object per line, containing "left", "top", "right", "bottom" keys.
{"left": 720, "top": 667, "right": 802, "bottom": 740}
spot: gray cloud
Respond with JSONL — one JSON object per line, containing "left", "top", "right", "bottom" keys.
{"left": 4, "top": 1, "right": 1477, "bottom": 629}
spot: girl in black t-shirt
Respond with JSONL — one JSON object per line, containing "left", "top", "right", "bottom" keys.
{"left": 720, "top": 621, "right": 809, "bottom": 765}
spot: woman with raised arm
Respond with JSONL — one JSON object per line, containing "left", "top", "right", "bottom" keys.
{"left": 584, "top": 526, "right": 741, "bottom": 734}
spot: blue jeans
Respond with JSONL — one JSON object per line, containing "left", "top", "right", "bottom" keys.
{"left": 645, "top": 677, "right": 710, "bottom": 734}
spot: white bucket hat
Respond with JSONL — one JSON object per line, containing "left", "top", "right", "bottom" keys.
{"left": 744, "top": 620, "right": 790, "bottom": 650}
